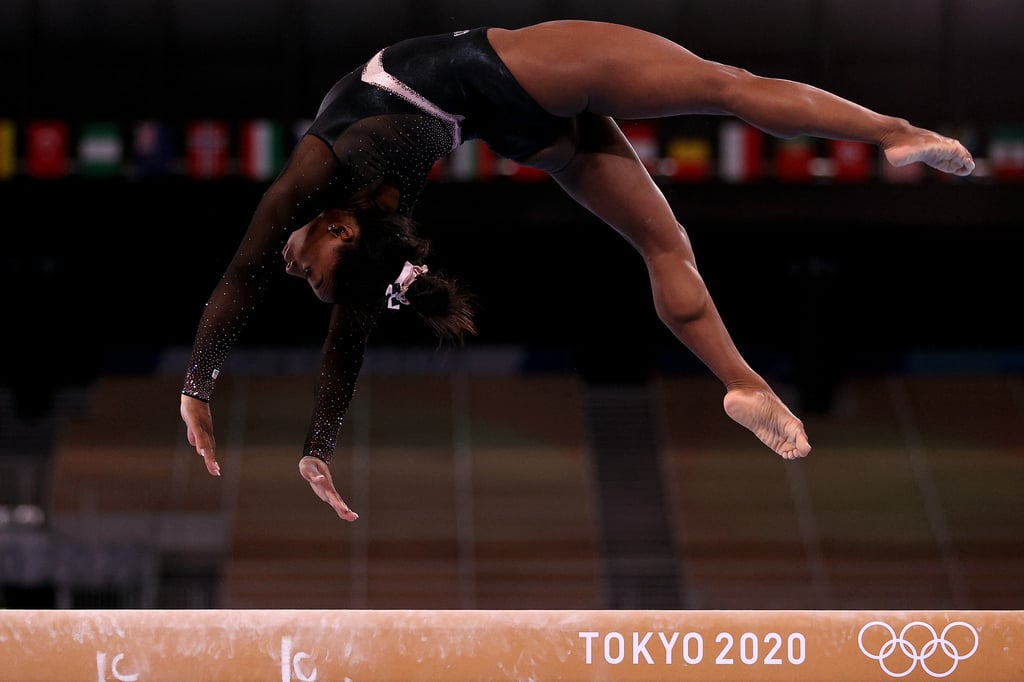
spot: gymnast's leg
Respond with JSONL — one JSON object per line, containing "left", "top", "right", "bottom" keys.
{"left": 548, "top": 114, "right": 811, "bottom": 459}
{"left": 489, "top": 21, "right": 974, "bottom": 175}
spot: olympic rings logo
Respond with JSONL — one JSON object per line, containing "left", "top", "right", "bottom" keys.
{"left": 857, "top": 620, "right": 979, "bottom": 678}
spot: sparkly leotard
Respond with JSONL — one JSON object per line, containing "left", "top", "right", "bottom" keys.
{"left": 183, "top": 28, "right": 569, "bottom": 463}
{"left": 304, "top": 27, "right": 570, "bottom": 209}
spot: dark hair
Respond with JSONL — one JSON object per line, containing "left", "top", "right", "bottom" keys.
{"left": 333, "top": 203, "right": 477, "bottom": 345}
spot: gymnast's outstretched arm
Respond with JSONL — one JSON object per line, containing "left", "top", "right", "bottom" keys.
{"left": 296, "top": 302, "right": 377, "bottom": 522}
{"left": 179, "top": 137, "right": 340, "bottom": 478}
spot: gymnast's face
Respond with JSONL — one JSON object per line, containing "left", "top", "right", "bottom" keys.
{"left": 282, "top": 210, "right": 360, "bottom": 303}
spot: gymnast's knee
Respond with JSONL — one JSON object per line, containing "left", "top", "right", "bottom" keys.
{"left": 653, "top": 273, "right": 710, "bottom": 330}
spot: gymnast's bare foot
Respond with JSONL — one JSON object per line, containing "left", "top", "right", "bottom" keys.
{"left": 723, "top": 387, "right": 811, "bottom": 460}
{"left": 882, "top": 124, "right": 975, "bottom": 176}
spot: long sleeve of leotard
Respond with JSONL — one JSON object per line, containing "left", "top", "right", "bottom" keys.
{"left": 181, "top": 190, "right": 291, "bottom": 402}
{"left": 183, "top": 92, "right": 446, "bottom": 461}
{"left": 182, "top": 135, "right": 389, "bottom": 465}
{"left": 182, "top": 137, "right": 338, "bottom": 402}
{"left": 302, "top": 303, "right": 378, "bottom": 463}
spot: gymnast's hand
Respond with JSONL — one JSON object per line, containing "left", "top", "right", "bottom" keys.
{"left": 180, "top": 394, "right": 221, "bottom": 477}
{"left": 299, "top": 456, "right": 360, "bottom": 522}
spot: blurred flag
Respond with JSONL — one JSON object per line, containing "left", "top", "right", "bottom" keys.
{"left": 445, "top": 139, "right": 496, "bottom": 181}
{"left": 133, "top": 120, "right": 174, "bottom": 177}
{"left": 878, "top": 156, "right": 926, "bottom": 183}
{"left": 78, "top": 121, "right": 123, "bottom": 177}
{"left": 774, "top": 136, "right": 814, "bottom": 182}
{"left": 0, "top": 119, "right": 15, "bottom": 180}
{"left": 186, "top": 119, "right": 229, "bottom": 179}
{"left": 621, "top": 121, "right": 660, "bottom": 173}
{"left": 496, "top": 157, "right": 548, "bottom": 182}
{"left": 427, "top": 156, "right": 447, "bottom": 182}
{"left": 26, "top": 120, "right": 69, "bottom": 179}
{"left": 988, "top": 126, "right": 1024, "bottom": 181}
{"left": 665, "top": 136, "right": 711, "bottom": 181}
{"left": 718, "top": 121, "right": 763, "bottom": 182}
{"left": 239, "top": 119, "right": 284, "bottom": 182}
{"left": 828, "top": 140, "right": 871, "bottom": 182}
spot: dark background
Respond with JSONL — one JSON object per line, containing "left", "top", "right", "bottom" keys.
{"left": 1, "top": 0, "right": 1022, "bottom": 411}
{"left": 1, "top": 0, "right": 1023, "bottom": 618}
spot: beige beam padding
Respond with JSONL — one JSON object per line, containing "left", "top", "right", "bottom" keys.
{"left": 1, "top": 609, "right": 1020, "bottom": 681}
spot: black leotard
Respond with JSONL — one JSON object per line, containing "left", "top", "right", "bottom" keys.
{"left": 307, "top": 27, "right": 570, "bottom": 209}
{"left": 183, "top": 28, "right": 567, "bottom": 463}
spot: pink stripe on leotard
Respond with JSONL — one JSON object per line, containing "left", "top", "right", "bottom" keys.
{"left": 361, "top": 49, "right": 463, "bottom": 151}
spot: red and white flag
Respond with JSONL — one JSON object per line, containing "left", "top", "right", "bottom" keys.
{"left": 621, "top": 121, "right": 660, "bottom": 174}
{"left": 186, "top": 120, "right": 229, "bottom": 179}
{"left": 829, "top": 140, "right": 871, "bottom": 182}
{"left": 718, "top": 121, "right": 763, "bottom": 183}
{"left": 26, "top": 120, "right": 69, "bottom": 179}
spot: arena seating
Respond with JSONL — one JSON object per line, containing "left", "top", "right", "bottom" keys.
{"left": 46, "top": 352, "right": 1024, "bottom": 610}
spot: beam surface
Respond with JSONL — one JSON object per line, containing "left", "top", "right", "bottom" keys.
{"left": 1, "top": 609, "right": 1020, "bottom": 681}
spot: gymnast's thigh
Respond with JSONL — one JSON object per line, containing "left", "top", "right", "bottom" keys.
{"left": 548, "top": 114, "right": 687, "bottom": 257}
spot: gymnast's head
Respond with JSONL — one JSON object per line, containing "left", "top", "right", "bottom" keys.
{"left": 282, "top": 208, "right": 360, "bottom": 304}
{"left": 283, "top": 183, "right": 477, "bottom": 343}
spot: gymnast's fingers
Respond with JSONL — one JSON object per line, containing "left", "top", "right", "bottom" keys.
{"left": 199, "top": 447, "right": 221, "bottom": 477}
{"left": 300, "top": 457, "right": 359, "bottom": 521}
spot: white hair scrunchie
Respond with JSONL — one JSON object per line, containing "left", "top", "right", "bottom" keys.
{"left": 385, "top": 261, "right": 429, "bottom": 310}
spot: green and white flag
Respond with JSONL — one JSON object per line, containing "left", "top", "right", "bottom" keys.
{"left": 78, "top": 122, "right": 123, "bottom": 177}
{"left": 988, "top": 126, "right": 1024, "bottom": 181}
{"left": 239, "top": 119, "right": 283, "bottom": 181}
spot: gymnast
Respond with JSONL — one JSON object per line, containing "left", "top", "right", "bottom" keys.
{"left": 178, "top": 20, "right": 975, "bottom": 521}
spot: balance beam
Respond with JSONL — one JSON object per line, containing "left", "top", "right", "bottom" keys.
{"left": 1, "top": 609, "right": 1020, "bottom": 680}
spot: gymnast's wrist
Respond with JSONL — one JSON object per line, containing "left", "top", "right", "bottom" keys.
{"left": 302, "top": 451, "right": 332, "bottom": 466}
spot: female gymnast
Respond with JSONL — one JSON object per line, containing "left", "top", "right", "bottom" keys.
{"left": 178, "top": 21, "right": 975, "bottom": 521}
